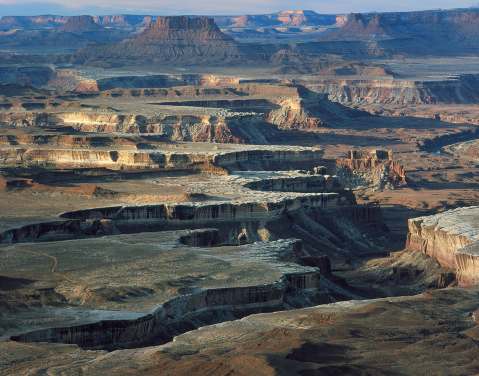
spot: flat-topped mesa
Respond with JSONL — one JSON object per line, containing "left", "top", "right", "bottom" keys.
{"left": 0, "top": 148, "right": 175, "bottom": 170}
{"left": 214, "top": 10, "right": 336, "bottom": 29}
{"left": 140, "top": 16, "right": 232, "bottom": 42}
{"left": 336, "top": 149, "right": 407, "bottom": 190}
{"left": 276, "top": 10, "right": 324, "bottom": 26}
{"left": 348, "top": 149, "right": 392, "bottom": 161}
{"left": 267, "top": 96, "right": 325, "bottom": 129}
{"left": 59, "top": 15, "right": 102, "bottom": 33}
{"left": 266, "top": 87, "right": 332, "bottom": 130}
{"left": 406, "top": 206, "right": 479, "bottom": 286}
{"left": 310, "top": 9, "right": 479, "bottom": 58}
{"left": 93, "top": 74, "right": 240, "bottom": 91}
{"left": 0, "top": 132, "right": 141, "bottom": 148}
{"left": 325, "top": 9, "right": 479, "bottom": 45}
{"left": 74, "top": 16, "right": 245, "bottom": 65}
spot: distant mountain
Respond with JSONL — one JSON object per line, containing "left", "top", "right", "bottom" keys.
{"left": 0, "top": 14, "right": 129, "bottom": 50}
{"left": 318, "top": 9, "right": 479, "bottom": 56}
{"left": 214, "top": 10, "right": 337, "bottom": 28}
{"left": 2, "top": 8, "right": 479, "bottom": 63}
{"left": 93, "top": 15, "right": 153, "bottom": 29}
{"left": 0, "top": 11, "right": 337, "bottom": 32}
{"left": 324, "top": 9, "right": 479, "bottom": 41}
{"left": 0, "top": 15, "right": 69, "bottom": 30}
{"left": 0, "top": 14, "right": 153, "bottom": 31}
{"left": 73, "top": 16, "right": 256, "bottom": 67}
{"left": 59, "top": 15, "right": 102, "bottom": 33}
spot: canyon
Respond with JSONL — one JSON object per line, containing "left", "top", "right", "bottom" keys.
{"left": 1, "top": 6, "right": 479, "bottom": 376}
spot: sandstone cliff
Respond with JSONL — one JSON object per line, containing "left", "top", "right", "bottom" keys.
{"left": 0, "top": 111, "right": 266, "bottom": 144}
{"left": 407, "top": 206, "right": 479, "bottom": 286}
{"left": 11, "top": 239, "right": 320, "bottom": 350}
{"left": 0, "top": 144, "right": 324, "bottom": 171}
{"left": 336, "top": 149, "right": 407, "bottom": 191}
{"left": 306, "top": 75, "right": 479, "bottom": 106}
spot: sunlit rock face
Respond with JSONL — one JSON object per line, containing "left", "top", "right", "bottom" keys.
{"left": 0, "top": 145, "right": 324, "bottom": 170}
{"left": 407, "top": 206, "right": 479, "bottom": 286}
{"left": 336, "top": 149, "right": 407, "bottom": 191}
{"left": 308, "top": 75, "right": 479, "bottom": 105}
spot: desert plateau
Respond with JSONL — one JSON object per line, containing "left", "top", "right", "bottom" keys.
{"left": 0, "top": 3, "right": 479, "bottom": 375}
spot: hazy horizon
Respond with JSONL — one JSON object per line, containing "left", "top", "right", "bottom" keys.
{"left": 0, "top": 0, "right": 478, "bottom": 16}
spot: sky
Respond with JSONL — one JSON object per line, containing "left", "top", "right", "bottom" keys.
{"left": 0, "top": 0, "right": 478, "bottom": 16}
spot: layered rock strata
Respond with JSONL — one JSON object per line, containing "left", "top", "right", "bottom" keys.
{"left": 3, "top": 288, "right": 479, "bottom": 375}
{"left": 8, "top": 237, "right": 321, "bottom": 350}
{"left": 307, "top": 75, "right": 479, "bottom": 105}
{"left": 0, "top": 84, "right": 358, "bottom": 139}
{"left": 0, "top": 145, "right": 324, "bottom": 171}
{"left": 267, "top": 95, "right": 325, "bottom": 129}
{"left": 0, "top": 111, "right": 254, "bottom": 143}
{"left": 336, "top": 149, "right": 407, "bottom": 190}
{"left": 73, "top": 16, "right": 248, "bottom": 66}
{"left": 244, "top": 174, "right": 342, "bottom": 193}
{"left": 60, "top": 194, "right": 338, "bottom": 222}
{"left": 407, "top": 206, "right": 479, "bottom": 286}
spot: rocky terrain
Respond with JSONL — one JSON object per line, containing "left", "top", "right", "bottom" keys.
{"left": 336, "top": 149, "right": 407, "bottom": 191}
{"left": 4, "top": 287, "right": 479, "bottom": 375}
{"left": 3, "top": 8, "right": 479, "bottom": 66}
{"left": 407, "top": 206, "right": 479, "bottom": 287}
{"left": 1, "top": 5, "right": 479, "bottom": 376}
{"left": 303, "top": 74, "right": 479, "bottom": 105}
{"left": 322, "top": 9, "right": 479, "bottom": 55}
{"left": 73, "top": 16, "right": 250, "bottom": 67}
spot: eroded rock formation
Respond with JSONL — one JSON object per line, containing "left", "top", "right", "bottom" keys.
{"left": 407, "top": 206, "right": 479, "bottom": 286}
{"left": 305, "top": 75, "right": 479, "bottom": 105}
{"left": 0, "top": 111, "right": 270, "bottom": 143}
{"left": 8, "top": 237, "right": 322, "bottom": 350}
{"left": 336, "top": 149, "right": 407, "bottom": 190}
{"left": 0, "top": 145, "right": 324, "bottom": 170}
{"left": 74, "top": 16, "right": 248, "bottom": 66}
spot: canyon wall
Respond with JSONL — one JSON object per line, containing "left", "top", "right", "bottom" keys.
{"left": 267, "top": 96, "right": 325, "bottom": 129}
{"left": 0, "top": 189, "right": 340, "bottom": 244}
{"left": 12, "top": 271, "right": 319, "bottom": 349}
{"left": 0, "top": 66, "right": 55, "bottom": 87}
{"left": 244, "top": 175, "right": 343, "bottom": 193}
{"left": 419, "top": 127, "right": 479, "bottom": 152}
{"left": 0, "top": 146, "right": 324, "bottom": 171}
{"left": 307, "top": 75, "right": 479, "bottom": 105}
{"left": 11, "top": 238, "right": 321, "bottom": 350}
{"left": 213, "top": 147, "right": 324, "bottom": 168}
{"left": 406, "top": 206, "right": 479, "bottom": 286}
{"left": 0, "top": 148, "right": 192, "bottom": 169}
{"left": 96, "top": 74, "right": 240, "bottom": 91}
{"left": 60, "top": 194, "right": 339, "bottom": 223}
{"left": 0, "top": 111, "right": 268, "bottom": 144}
